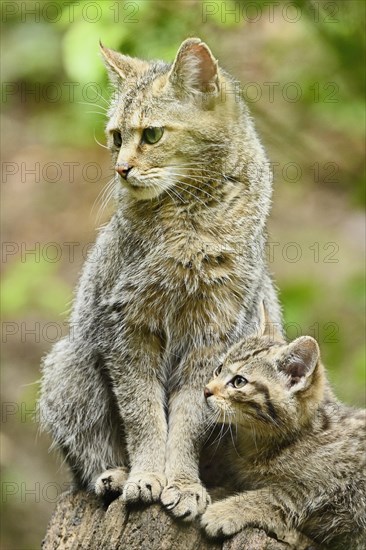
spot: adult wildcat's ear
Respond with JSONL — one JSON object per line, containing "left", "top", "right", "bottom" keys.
{"left": 168, "top": 38, "right": 220, "bottom": 95}
{"left": 278, "top": 336, "right": 320, "bottom": 391}
{"left": 257, "top": 300, "right": 284, "bottom": 342}
{"left": 99, "top": 41, "right": 149, "bottom": 84}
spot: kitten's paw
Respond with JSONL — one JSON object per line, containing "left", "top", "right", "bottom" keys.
{"left": 95, "top": 467, "right": 129, "bottom": 501}
{"left": 201, "top": 502, "right": 244, "bottom": 537}
{"left": 122, "top": 471, "right": 166, "bottom": 504}
{"left": 161, "top": 482, "right": 210, "bottom": 521}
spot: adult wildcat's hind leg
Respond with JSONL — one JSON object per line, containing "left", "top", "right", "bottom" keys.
{"left": 40, "top": 337, "right": 127, "bottom": 496}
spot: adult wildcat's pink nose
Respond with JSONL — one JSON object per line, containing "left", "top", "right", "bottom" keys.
{"left": 116, "top": 163, "right": 132, "bottom": 179}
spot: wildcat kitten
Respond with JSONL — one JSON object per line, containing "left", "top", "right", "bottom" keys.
{"left": 202, "top": 321, "right": 366, "bottom": 549}
{"left": 40, "top": 38, "right": 282, "bottom": 520}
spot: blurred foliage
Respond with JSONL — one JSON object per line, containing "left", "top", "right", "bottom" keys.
{"left": 1, "top": 1, "right": 365, "bottom": 204}
{"left": 1, "top": 1, "right": 365, "bottom": 548}
{"left": 1, "top": 258, "right": 71, "bottom": 317}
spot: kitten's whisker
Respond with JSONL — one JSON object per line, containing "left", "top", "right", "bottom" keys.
{"left": 228, "top": 418, "right": 241, "bottom": 458}
{"left": 209, "top": 425, "right": 225, "bottom": 450}
{"left": 210, "top": 409, "right": 231, "bottom": 457}
{"left": 202, "top": 420, "right": 218, "bottom": 442}
{"left": 212, "top": 422, "right": 231, "bottom": 457}
{"left": 208, "top": 414, "right": 225, "bottom": 448}
{"left": 250, "top": 419, "right": 258, "bottom": 452}
{"left": 202, "top": 411, "right": 221, "bottom": 442}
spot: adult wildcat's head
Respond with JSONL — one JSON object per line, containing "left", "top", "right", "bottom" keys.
{"left": 100, "top": 38, "right": 269, "bottom": 203}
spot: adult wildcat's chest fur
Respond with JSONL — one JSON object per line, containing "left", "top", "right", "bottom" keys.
{"left": 101, "top": 185, "right": 266, "bottom": 348}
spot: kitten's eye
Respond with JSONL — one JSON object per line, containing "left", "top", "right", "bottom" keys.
{"left": 142, "top": 127, "right": 164, "bottom": 145}
{"left": 112, "top": 131, "right": 122, "bottom": 148}
{"left": 230, "top": 375, "right": 248, "bottom": 389}
{"left": 214, "top": 364, "right": 223, "bottom": 377}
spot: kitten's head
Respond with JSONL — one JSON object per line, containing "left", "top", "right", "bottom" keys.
{"left": 100, "top": 38, "right": 246, "bottom": 201}
{"left": 205, "top": 333, "right": 325, "bottom": 436}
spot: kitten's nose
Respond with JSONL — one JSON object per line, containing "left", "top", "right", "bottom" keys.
{"left": 115, "top": 163, "right": 132, "bottom": 179}
{"left": 204, "top": 387, "right": 213, "bottom": 399}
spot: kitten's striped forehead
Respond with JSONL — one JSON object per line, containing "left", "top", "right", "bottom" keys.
{"left": 225, "top": 337, "right": 284, "bottom": 372}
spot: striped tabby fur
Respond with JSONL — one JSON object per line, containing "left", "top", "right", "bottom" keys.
{"left": 202, "top": 320, "right": 366, "bottom": 549}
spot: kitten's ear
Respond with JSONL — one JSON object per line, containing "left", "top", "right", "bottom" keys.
{"left": 100, "top": 42, "right": 149, "bottom": 84}
{"left": 278, "top": 336, "right": 320, "bottom": 391}
{"left": 257, "top": 300, "right": 284, "bottom": 342}
{"left": 168, "top": 38, "right": 219, "bottom": 95}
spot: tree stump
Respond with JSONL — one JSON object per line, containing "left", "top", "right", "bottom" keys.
{"left": 42, "top": 491, "right": 319, "bottom": 550}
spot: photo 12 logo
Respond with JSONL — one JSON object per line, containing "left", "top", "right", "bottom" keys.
{"left": 1, "top": 2, "right": 140, "bottom": 24}
{"left": 202, "top": 1, "right": 340, "bottom": 24}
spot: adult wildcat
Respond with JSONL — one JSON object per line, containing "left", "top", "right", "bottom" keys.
{"left": 40, "top": 38, "right": 281, "bottom": 520}
{"left": 202, "top": 316, "right": 366, "bottom": 548}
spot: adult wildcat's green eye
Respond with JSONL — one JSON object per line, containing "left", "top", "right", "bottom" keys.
{"left": 112, "top": 130, "right": 122, "bottom": 148}
{"left": 231, "top": 375, "right": 248, "bottom": 389}
{"left": 142, "top": 127, "right": 164, "bottom": 145}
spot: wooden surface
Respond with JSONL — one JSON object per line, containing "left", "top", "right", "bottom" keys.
{"left": 42, "top": 491, "right": 318, "bottom": 550}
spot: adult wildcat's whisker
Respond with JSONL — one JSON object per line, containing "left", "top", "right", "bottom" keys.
{"left": 93, "top": 130, "right": 109, "bottom": 150}
{"left": 77, "top": 101, "right": 109, "bottom": 112}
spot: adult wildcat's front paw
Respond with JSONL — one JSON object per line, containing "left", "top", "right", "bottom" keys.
{"left": 95, "top": 467, "right": 129, "bottom": 502}
{"left": 161, "top": 481, "right": 210, "bottom": 521}
{"left": 201, "top": 501, "right": 244, "bottom": 537}
{"left": 122, "top": 471, "right": 166, "bottom": 504}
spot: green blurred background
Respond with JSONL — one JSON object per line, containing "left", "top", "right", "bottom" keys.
{"left": 1, "top": 0, "right": 365, "bottom": 548}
